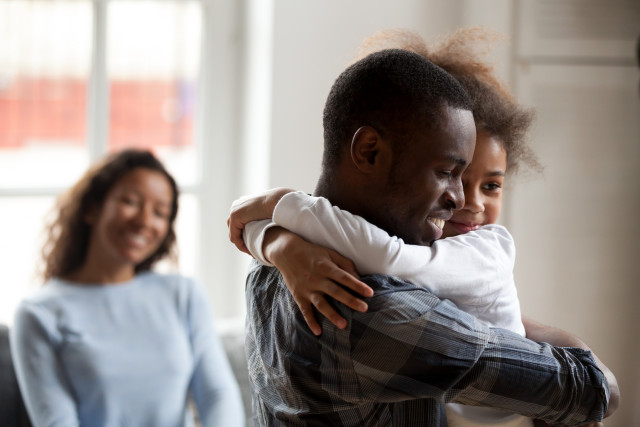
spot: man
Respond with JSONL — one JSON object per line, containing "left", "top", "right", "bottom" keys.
{"left": 241, "top": 50, "right": 613, "bottom": 425}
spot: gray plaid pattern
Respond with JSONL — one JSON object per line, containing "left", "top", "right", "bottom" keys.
{"left": 245, "top": 261, "right": 609, "bottom": 426}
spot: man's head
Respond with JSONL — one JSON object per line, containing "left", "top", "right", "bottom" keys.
{"left": 317, "top": 49, "right": 476, "bottom": 246}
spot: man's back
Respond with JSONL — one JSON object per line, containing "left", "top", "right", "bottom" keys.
{"left": 245, "top": 262, "right": 447, "bottom": 426}
{"left": 244, "top": 261, "right": 609, "bottom": 426}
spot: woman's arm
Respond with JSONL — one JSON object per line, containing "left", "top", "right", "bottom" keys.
{"left": 187, "top": 280, "right": 245, "bottom": 427}
{"left": 10, "top": 303, "right": 80, "bottom": 427}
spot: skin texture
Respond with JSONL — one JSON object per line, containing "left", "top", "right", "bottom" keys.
{"left": 70, "top": 168, "right": 174, "bottom": 284}
{"left": 443, "top": 132, "right": 507, "bottom": 238}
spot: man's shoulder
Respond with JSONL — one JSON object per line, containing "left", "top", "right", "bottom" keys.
{"left": 246, "top": 260, "right": 282, "bottom": 287}
{"left": 360, "top": 274, "right": 440, "bottom": 304}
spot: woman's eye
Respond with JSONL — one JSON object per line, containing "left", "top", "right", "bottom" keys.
{"left": 154, "top": 210, "right": 170, "bottom": 219}
{"left": 121, "top": 196, "right": 137, "bottom": 205}
{"left": 439, "top": 170, "right": 452, "bottom": 177}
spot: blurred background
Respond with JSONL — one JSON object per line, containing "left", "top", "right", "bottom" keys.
{"left": 0, "top": 0, "right": 638, "bottom": 425}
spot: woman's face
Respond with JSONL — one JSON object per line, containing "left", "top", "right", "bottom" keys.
{"left": 442, "top": 132, "right": 507, "bottom": 238}
{"left": 86, "top": 167, "right": 174, "bottom": 272}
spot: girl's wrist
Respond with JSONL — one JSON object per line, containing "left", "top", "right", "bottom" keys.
{"left": 265, "top": 188, "right": 295, "bottom": 217}
{"left": 263, "top": 226, "right": 295, "bottom": 265}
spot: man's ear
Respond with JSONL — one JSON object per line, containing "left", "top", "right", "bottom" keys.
{"left": 350, "top": 126, "right": 391, "bottom": 174}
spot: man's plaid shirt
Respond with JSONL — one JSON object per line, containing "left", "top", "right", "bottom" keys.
{"left": 245, "top": 261, "right": 609, "bottom": 426}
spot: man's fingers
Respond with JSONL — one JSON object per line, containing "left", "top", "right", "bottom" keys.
{"left": 310, "top": 293, "right": 347, "bottom": 330}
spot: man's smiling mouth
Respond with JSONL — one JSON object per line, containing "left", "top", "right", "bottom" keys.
{"left": 427, "top": 217, "right": 445, "bottom": 230}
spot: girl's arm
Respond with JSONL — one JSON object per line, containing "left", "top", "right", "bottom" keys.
{"left": 261, "top": 226, "right": 372, "bottom": 335}
{"left": 228, "top": 189, "right": 515, "bottom": 333}
{"left": 227, "top": 187, "right": 294, "bottom": 255}
{"left": 10, "top": 303, "right": 81, "bottom": 427}
{"left": 272, "top": 192, "right": 516, "bottom": 304}
{"left": 228, "top": 190, "right": 372, "bottom": 335}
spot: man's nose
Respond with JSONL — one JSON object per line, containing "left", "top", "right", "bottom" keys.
{"left": 445, "top": 179, "right": 465, "bottom": 210}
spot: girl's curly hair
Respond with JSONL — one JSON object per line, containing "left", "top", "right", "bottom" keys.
{"left": 355, "top": 27, "right": 541, "bottom": 175}
{"left": 40, "top": 149, "right": 179, "bottom": 282}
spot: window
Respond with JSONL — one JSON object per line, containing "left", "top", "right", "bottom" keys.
{"left": 0, "top": 0, "right": 245, "bottom": 325}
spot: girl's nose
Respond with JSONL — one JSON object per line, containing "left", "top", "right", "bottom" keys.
{"left": 464, "top": 188, "right": 485, "bottom": 214}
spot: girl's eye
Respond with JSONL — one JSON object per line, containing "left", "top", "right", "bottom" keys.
{"left": 483, "top": 182, "right": 502, "bottom": 191}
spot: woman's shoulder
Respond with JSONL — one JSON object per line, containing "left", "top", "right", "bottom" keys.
{"left": 18, "top": 278, "right": 77, "bottom": 308}
{"left": 137, "top": 272, "right": 206, "bottom": 309}
{"left": 137, "top": 271, "right": 198, "bottom": 292}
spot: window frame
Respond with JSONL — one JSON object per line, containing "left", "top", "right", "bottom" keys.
{"left": 0, "top": 0, "right": 248, "bottom": 320}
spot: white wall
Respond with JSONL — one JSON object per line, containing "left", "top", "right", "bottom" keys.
{"left": 259, "top": 0, "right": 464, "bottom": 192}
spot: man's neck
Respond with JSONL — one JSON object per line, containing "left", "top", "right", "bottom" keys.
{"left": 314, "top": 172, "right": 368, "bottom": 219}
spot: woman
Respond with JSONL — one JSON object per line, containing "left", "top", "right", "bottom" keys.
{"left": 11, "top": 149, "right": 244, "bottom": 426}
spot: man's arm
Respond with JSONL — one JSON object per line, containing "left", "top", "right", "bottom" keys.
{"left": 339, "top": 275, "right": 611, "bottom": 426}
{"left": 523, "top": 316, "right": 619, "bottom": 419}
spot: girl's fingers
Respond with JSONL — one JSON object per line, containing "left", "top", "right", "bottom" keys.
{"left": 310, "top": 293, "right": 348, "bottom": 331}
{"left": 326, "top": 254, "right": 373, "bottom": 298}
{"left": 322, "top": 281, "right": 368, "bottom": 313}
{"left": 330, "top": 268, "right": 373, "bottom": 298}
{"left": 328, "top": 251, "right": 358, "bottom": 277}
{"left": 297, "top": 299, "right": 322, "bottom": 336}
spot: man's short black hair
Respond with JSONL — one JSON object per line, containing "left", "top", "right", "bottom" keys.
{"left": 322, "top": 49, "right": 472, "bottom": 170}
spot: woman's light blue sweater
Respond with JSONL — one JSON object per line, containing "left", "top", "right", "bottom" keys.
{"left": 10, "top": 272, "right": 244, "bottom": 427}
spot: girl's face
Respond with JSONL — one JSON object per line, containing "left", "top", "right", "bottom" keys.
{"left": 86, "top": 167, "right": 174, "bottom": 274}
{"left": 442, "top": 132, "right": 507, "bottom": 238}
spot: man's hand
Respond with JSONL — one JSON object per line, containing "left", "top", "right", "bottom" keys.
{"left": 227, "top": 187, "right": 295, "bottom": 255}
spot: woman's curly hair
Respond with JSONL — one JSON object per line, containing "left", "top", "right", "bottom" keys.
{"left": 40, "top": 149, "right": 179, "bottom": 282}
{"left": 355, "top": 27, "right": 541, "bottom": 175}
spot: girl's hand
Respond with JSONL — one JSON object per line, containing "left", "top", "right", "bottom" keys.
{"left": 227, "top": 187, "right": 295, "bottom": 255}
{"left": 264, "top": 227, "right": 374, "bottom": 335}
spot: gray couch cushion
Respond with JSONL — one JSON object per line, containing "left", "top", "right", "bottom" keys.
{"left": 0, "top": 325, "right": 32, "bottom": 427}
{"left": 218, "top": 319, "right": 253, "bottom": 426}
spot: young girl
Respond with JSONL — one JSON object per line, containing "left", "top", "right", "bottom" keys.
{"left": 12, "top": 150, "right": 245, "bottom": 427}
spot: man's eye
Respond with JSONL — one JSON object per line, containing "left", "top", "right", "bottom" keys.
{"left": 439, "top": 170, "right": 452, "bottom": 177}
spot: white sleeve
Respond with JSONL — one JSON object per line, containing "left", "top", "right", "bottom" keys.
{"left": 272, "top": 192, "right": 515, "bottom": 305}
{"left": 242, "top": 219, "right": 278, "bottom": 267}
{"left": 10, "top": 302, "right": 81, "bottom": 427}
